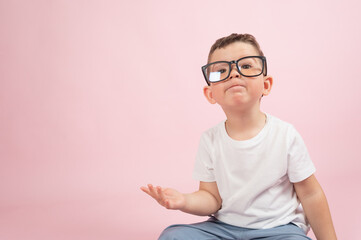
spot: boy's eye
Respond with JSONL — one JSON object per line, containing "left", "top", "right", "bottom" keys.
{"left": 218, "top": 68, "right": 227, "bottom": 73}
{"left": 240, "top": 64, "right": 252, "bottom": 69}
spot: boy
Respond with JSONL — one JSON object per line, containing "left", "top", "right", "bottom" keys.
{"left": 141, "top": 33, "right": 337, "bottom": 240}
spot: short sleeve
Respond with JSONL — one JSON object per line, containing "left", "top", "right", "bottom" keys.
{"left": 287, "top": 126, "right": 316, "bottom": 183}
{"left": 192, "top": 133, "right": 216, "bottom": 182}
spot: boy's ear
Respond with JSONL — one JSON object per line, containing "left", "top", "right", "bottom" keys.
{"left": 203, "top": 86, "right": 217, "bottom": 104}
{"left": 262, "top": 75, "right": 273, "bottom": 96}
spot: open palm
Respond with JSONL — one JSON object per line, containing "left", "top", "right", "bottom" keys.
{"left": 141, "top": 184, "right": 186, "bottom": 210}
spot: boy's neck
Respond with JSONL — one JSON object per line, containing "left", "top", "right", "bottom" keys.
{"left": 223, "top": 107, "right": 267, "bottom": 141}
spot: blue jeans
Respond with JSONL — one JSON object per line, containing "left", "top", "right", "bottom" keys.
{"left": 159, "top": 217, "right": 312, "bottom": 240}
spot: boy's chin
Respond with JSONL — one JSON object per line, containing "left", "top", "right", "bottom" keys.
{"left": 220, "top": 99, "right": 260, "bottom": 111}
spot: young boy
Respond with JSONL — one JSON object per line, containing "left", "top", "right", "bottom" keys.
{"left": 141, "top": 33, "right": 337, "bottom": 240}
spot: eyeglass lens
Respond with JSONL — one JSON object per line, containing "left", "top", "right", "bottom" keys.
{"left": 206, "top": 57, "right": 263, "bottom": 83}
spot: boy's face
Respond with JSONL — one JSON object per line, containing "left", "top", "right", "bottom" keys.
{"left": 203, "top": 41, "right": 273, "bottom": 111}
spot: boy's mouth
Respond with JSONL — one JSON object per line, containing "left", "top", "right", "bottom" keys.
{"left": 228, "top": 84, "right": 245, "bottom": 90}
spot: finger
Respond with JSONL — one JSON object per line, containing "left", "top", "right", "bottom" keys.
{"left": 156, "top": 186, "right": 165, "bottom": 199}
{"left": 140, "top": 186, "right": 150, "bottom": 195}
{"left": 141, "top": 184, "right": 157, "bottom": 197}
{"left": 148, "top": 184, "right": 159, "bottom": 199}
{"left": 156, "top": 186, "right": 167, "bottom": 204}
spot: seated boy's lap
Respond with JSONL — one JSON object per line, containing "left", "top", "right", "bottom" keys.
{"left": 159, "top": 218, "right": 311, "bottom": 240}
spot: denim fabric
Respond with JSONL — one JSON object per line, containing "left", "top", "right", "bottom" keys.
{"left": 158, "top": 217, "right": 312, "bottom": 240}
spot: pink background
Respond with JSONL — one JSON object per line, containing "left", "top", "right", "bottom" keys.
{"left": 1, "top": 0, "right": 360, "bottom": 239}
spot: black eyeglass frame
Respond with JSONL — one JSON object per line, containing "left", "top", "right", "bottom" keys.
{"left": 201, "top": 56, "right": 267, "bottom": 85}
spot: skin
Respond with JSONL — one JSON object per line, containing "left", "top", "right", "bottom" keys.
{"left": 141, "top": 42, "right": 337, "bottom": 240}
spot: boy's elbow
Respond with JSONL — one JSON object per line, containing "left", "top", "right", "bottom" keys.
{"left": 199, "top": 189, "right": 222, "bottom": 213}
{"left": 199, "top": 181, "right": 222, "bottom": 211}
{"left": 209, "top": 192, "right": 222, "bottom": 212}
{"left": 216, "top": 197, "right": 222, "bottom": 210}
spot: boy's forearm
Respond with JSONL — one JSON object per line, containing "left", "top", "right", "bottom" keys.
{"left": 301, "top": 191, "right": 337, "bottom": 240}
{"left": 181, "top": 190, "right": 221, "bottom": 216}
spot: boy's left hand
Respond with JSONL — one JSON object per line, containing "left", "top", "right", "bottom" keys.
{"left": 141, "top": 184, "right": 186, "bottom": 210}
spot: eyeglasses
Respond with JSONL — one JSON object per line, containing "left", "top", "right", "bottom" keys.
{"left": 201, "top": 56, "right": 267, "bottom": 85}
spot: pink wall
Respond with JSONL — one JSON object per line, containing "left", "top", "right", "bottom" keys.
{"left": 1, "top": 0, "right": 360, "bottom": 239}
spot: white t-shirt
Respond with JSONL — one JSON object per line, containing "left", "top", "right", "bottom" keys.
{"left": 192, "top": 114, "right": 316, "bottom": 233}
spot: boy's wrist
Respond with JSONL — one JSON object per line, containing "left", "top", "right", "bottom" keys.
{"left": 175, "top": 193, "right": 187, "bottom": 213}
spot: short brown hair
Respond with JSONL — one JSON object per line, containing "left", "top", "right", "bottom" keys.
{"left": 207, "top": 33, "right": 264, "bottom": 64}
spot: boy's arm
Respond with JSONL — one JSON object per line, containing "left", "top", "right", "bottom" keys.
{"left": 141, "top": 181, "right": 222, "bottom": 216}
{"left": 294, "top": 174, "right": 337, "bottom": 240}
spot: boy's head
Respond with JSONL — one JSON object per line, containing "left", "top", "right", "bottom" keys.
{"left": 202, "top": 33, "right": 273, "bottom": 111}
{"left": 207, "top": 33, "right": 264, "bottom": 64}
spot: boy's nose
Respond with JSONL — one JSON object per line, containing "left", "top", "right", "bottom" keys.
{"left": 229, "top": 65, "right": 240, "bottom": 79}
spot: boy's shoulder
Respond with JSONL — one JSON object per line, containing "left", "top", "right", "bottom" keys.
{"left": 200, "top": 121, "right": 225, "bottom": 142}
{"left": 267, "top": 114, "right": 294, "bottom": 129}
{"left": 208, "top": 120, "right": 225, "bottom": 132}
{"left": 269, "top": 114, "right": 300, "bottom": 134}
